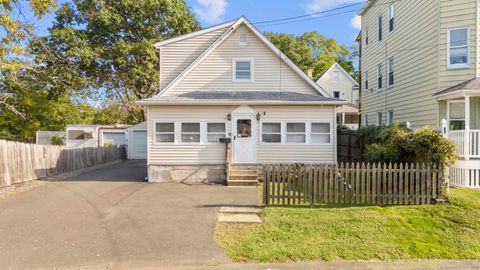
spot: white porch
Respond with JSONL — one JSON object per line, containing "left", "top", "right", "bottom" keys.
{"left": 437, "top": 81, "right": 480, "bottom": 188}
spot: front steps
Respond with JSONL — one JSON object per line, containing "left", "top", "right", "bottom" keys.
{"left": 217, "top": 206, "right": 262, "bottom": 223}
{"left": 227, "top": 164, "right": 259, "bottom": 186}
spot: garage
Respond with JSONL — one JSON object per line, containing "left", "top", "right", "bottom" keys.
{"left": 126, "top": 122, "right": 147, "bottom": 159}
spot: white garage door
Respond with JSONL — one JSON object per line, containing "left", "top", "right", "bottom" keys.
{"left": 131, "top": 130, "right": 147, "bottom": 159}
{"left": 103, "top": 132, "right": 126, "bottom": 146}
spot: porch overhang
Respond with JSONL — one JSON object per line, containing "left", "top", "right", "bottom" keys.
{"left": 434, "top": 78, "right": 480, "bottom": 100}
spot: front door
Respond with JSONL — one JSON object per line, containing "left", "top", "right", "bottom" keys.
{"left": 232, "top": 113, "right": 256, "bottom": 164}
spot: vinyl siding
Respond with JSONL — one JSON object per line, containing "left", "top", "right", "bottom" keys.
{"left": 360, "top": 0, "right": 479, "bottom": 129}
{"left": 316, "top": 65, "right": 359, "bottom": 105}
{"left": 147, "top": 105, "right": 336, "bottom": 165}
{"left": 361, "top": 0, "right": 440, "bottom": 128}
{"left": 160, "top": 26, "right": 230, "bottom": 91}
{"left": 164, "top": 24, "right": 319, "bottom": 96}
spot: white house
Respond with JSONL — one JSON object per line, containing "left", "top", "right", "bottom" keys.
{"left": 66, "top": 124, "right": 129, "bottom": 148}
{"left": 137, "top": 17, "right": 344, "bottom": 185}
{"left": 316, "top": 62, "right": 359, "bottom": 130}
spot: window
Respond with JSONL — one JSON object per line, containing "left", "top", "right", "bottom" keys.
{"left": 311, "top": 123, "right": 331, "bottom": 144}
{"left": 286, "top": 123, "right": 306, "bottom": 143}
{"left": 376, "top": 112, "right": 383, "bottom": 126}
{"left": 365, "top": 27, "right": 369, "bottom": 46}
{"left": 239, "top": 31, "right": 247, "bottom": 44}
{"left": 449, "top": 102, "right": 465, "bottom": 130}
{"left": 365, "top": 115, "right": 369, "bottom": 126}
{"left": 233, "top": 58, "right": 253, "bottom": 82}
{"left": 156, "top": 123, "right": 175, "bottom": 143}
{"left": 181, "top": 123, "right": 200, "bottom": 143}
{"left": 207, "top": 123, "right": 226, "bottom": 143}
{"left": 237, "top": 119, "right": 252, "bottom": 138}
{"left": 377, "top": 64, "right": 383, "bottom": 90}
{"left": 387, "top": 110, "right": 394, "bottom": 125}
{"left": 68, "top": 130, "right": 84, "bottom": 140}
{"left": 377, "top": 16, "right": 383, "bottom": 41}
{"left": 262, "top": 123, "right": 281, "bottom": 143}
{"left": 333, "top": 71, "right": 340, "bottom": 83}
{"left": 387, "top": 58, "right": 394, "bottom": 86}
{"left": 388, "top": 4, "right": 394, "bottom": 32}
{"left": 333, "top": 91, "right": 341, "bottom": 98}
{"left": 448, "top": 27, "right": 469, "bottom": 69}
{"left": 365, "top": 71, "right": 369, "bottom": 90}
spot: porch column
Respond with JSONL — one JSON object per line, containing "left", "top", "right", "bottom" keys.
{"left": 342, "top": 112, "right": 346, "bottom": 125}
{"left": 465, "top": 95, "right": 470, "bottom": 161}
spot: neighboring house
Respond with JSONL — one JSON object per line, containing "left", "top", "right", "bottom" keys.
{"left": 126, "top": 121, "right": 147, "bottom": 159}
{"left": 358, "top": 0, "right": 480, "bottom": 187}
{"left": 137, "top": 17, "right": 344, "bottom": 185}
{"left": 36, "top": 131, "right": 66, "bottom": 145}
{"left": 316, "top": 62, "right": 360, "bottom": 130}
{"left": 66, "top": 124, "right": 129, "bottom": 148}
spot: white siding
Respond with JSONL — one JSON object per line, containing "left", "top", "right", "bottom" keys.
{"left": 317, "top": 64, "right": 359, "bottom": 105}
{"left": 164, "top": 24, "right": 319, "bottom": 96}
{"left": 147, "top": 105, "right": 336, "bottom": 165}
{"left": 160, "top": 26, "right": 230, "bottom": 91}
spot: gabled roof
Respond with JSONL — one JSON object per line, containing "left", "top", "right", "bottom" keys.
{"left": 316, "top": 62, "right": 358, "bottom": 86}
{"left": 358, "top": 0, "right": 377, "bottom": 16}
{"left": 434, "top": 78, "right": 480, "bottom": 98}
{"left": 152, "top": 16, "right": 331, "bottom": 98}
{"left": 137, "top": 91, "right": 346, "bottom": 105}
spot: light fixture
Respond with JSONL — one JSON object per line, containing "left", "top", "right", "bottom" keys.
{"left": 227, "top": 113, "right": 232, "bottom": 121}
{"left": 256, "top": 113, "right": 261, "bottom": 120}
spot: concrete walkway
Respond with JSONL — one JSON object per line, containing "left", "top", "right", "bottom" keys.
{"left": 0, "top": 160, "right": 259, "bottom": 270}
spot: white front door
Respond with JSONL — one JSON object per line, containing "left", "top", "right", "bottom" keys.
{"left": 232, "top": 113, "right": 257, "bottom": 164}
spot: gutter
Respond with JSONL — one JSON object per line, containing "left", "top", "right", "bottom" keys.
{"left": 135, "top": 100, "right": 348, "bottom": 106}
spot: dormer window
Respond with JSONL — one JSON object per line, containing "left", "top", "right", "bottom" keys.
{"left": 239, "top": 32, "right": 247, "bottom": 44}
{"left": 233, "top": 58, "right": 254, "bottom": 82}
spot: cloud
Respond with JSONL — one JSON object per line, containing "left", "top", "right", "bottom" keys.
{"left": 304, "top": 0, "right": 364, "bottom": 14}
{"left": 194, "top": 0, "right": 228, "bottom": 24}
{"left": 350, "top": 15, "right": 361, "bottom": 30}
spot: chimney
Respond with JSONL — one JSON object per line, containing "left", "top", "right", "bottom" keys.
{"left": 307, "top": 68, "right": 313, "bottom": 79}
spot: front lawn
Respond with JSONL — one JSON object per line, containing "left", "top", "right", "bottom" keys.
{"left": 215, "top": 188, "right": 480, "bottom": 262}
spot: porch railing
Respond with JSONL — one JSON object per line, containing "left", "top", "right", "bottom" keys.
{"left": 448, "top": 130, "right": 480, "bottom": 158}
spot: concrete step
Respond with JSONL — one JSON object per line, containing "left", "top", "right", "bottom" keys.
{"left": 219, "top": 206, "right": 262, "bottom": 214}
{"left": 228, "top": 175, "right": 258, "bottom": 180}
{"left": 227, "top": 180, "right": 259, "bottom": 186}
{"left": 217, "top": 213, "right": 262, "bottom": 223}
{"left": 230, "top": 165, "right": 258, "bottom": 170}
{"left": 229, "top": 170, "right": 258, "bottom": 175}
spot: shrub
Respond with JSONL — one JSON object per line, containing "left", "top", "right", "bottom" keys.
{"left": 50, "top": 134, "right": 66, "bottom": 145}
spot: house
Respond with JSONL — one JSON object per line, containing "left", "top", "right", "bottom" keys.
{"left": 137, "top": 17, "right": 344, "bottom": 185}
{"left": 126, "top": 121, "right": 147, "bottom": 159}
{"left": 358, "top": 0, "right": 480, "bottom": 187}
{"left": 66, "top": 124, "right": 129, "bottom": 148}
{"left": 316, "top": 62, "right": 360, "bottom": 130}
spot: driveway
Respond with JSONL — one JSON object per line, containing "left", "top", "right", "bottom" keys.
{"left": 0, "top": 160, "right": 259, "bottom": 270}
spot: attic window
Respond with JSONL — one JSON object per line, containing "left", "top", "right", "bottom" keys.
{"left": 239, "top": 32, "right": 247, "bottom": 44}
{"left": 233, "top": 58, "right": 254, "bottom": 82}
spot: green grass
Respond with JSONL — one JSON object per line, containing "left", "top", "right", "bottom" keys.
{"left": 215, "top": 188, "right": 480, "bottom": 262}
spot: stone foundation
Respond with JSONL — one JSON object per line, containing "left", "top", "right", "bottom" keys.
{"left": 148, "top": 165, "right": 226, "bottom": 183}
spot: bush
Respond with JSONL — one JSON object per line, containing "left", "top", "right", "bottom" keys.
{"left": 50, "top": 134, "right": 66, "bottom": 145}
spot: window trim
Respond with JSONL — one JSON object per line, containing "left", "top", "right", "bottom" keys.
{"left": 387, "top": 57, "right": 394, "bottom": 87}
{"left": 260, "top": 122, "right": 282, "bottom": 144}
{"left": 376, "top": 64, "right": 383, "bottom": 91}
{"left": 447, "top": 26, "right": 470, "bottom": 70}
{"left": 388, "top": 4, "right": 394, "bottom": 33}
{"left": 377, "top": 16, "right": 383, "bottom": 42}
{"left": 310, "top": 122, "right": 332, "bottom": 145}
{"left": 206, "top": 122, "right": 227, "bottom": 144}
{"left": 154, "top": 122, "right": 176, "bottom": 144}
{"left": 232, "top": 57, "right": 254, "bottom": 82}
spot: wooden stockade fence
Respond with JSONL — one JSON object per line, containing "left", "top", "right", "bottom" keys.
{"left": 262, "top": 162, "right": 444, "bottom": 206}
{"left": 0, "top": 139, "right": 126, "bottom": 188}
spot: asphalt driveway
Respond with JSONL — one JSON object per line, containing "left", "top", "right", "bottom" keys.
{"left": 0, "top": 160, "right": 259, "bottom": 270}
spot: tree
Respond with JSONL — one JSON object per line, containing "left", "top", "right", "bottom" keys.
{"left": 33, "top": 0, "right": 200, "bottom": 122}
{"left": 264, "top": 31, "right": 357, "bottom": 80}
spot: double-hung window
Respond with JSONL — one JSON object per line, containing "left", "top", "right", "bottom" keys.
{"left": 262, "top": 123, "right": 281, "bottom": 143}
{"left": 311, "top": 123, "right": 331, "bottom": 144}
{"left": 181, "top": 123, "right": 200, "bottom": 143}
{"left": 377, "top": 16, "right": 383, "bottom": 42}
{"left": 376, "top": 112, "right": 383, "bottom": 126}
{"left": 364, "top": 71, "right": 369, "bottom": 90}
{"left": 387, "top": 58, "right": 394, "bottom": 87}
{"left": 286, "top": 123, "right": 306, "bottom": 143}
{"left": 377, "top": 64, "right": 383, "bottom": 90}
{"left": 333, "top": 71, "right": 340, "bottom": 83}
{"left": 449, "top": 101, "right": 466, "bottom": 130}
{"left": 387, "top": 110, "right": 394, "bottom": 125}
{"left": 448, "top": 27, "right": 469, "bottom": 69}
{"left": 156, "top": 123, "right": 175, "bottom": 143}
{"left": 207, "top": 123, "right": 226, "bottom": 143}
{"left": 233, "top": 58, "right": 254, "bottom": 82}
{"left": 388, "top": 4, "right": 394, "bottom": 32}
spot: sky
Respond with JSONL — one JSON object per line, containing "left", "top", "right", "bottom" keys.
{"left": 26, "top": 0, "right": 363, "bottom": 48}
